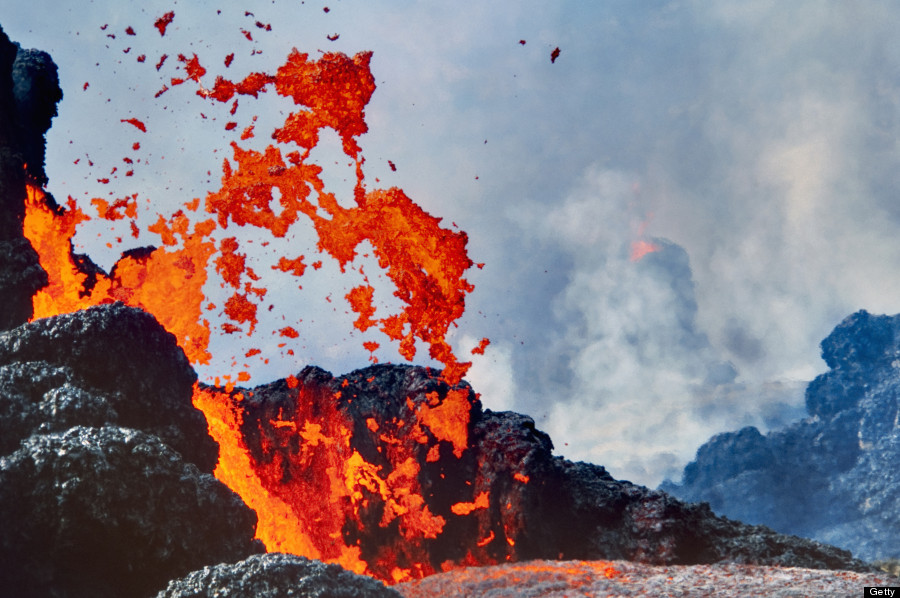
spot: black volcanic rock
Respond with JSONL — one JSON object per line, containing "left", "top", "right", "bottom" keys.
{"left": 155, "top": 553, "right": 401, "bottom": 598}
{"left": 0, "top": 302, "right": 219, "bottom": 472}
{"left": 11, "top": 44, "right": 62, "bottom": 187}
{"left": 662, "top": 310, "right": 900, "bottom": 562}
{"left": 0, "top": 237, "right": 48, "bottom": 326}
{"left": 214, "top": 362, "right": 874, "bottom": 577}
{"left": 0, "top": 426, "right": 262, "bottom": 598}
{"left": 0, "top": 25, "right": 49, "bottom": 329}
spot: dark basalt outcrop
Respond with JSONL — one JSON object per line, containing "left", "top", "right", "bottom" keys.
{"left": 219, "top": 362, "right": 874, "bottom": 575}
{"left": 156, "top": 553, "right": 401, "bottom": 598}
{"left": 0, "top": 426, "right": 262, "bottom": 598}
{"left": 0, "top": 24, "right": 50, "bottom": 331}
{"left": 0, "top": 302, "right": 218, "bottom": 472}
{"left": 662, "top": 310, "right": 900, "bottom": 562}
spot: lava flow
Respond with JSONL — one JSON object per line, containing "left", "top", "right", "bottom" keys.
{"left": 21, "top": 13, "right": 495, "bottom": 584}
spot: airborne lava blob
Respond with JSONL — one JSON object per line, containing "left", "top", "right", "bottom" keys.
{"left": 23, "top": 12, "right": 486, "bottom": 583}
{"left": 27, "top": 45, "right": 476, "bottom": 384}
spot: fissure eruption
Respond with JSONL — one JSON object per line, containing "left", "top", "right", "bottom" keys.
{"left": 21, "top": 11, "right": 496, "bottom": 583}
{"left": 1, "top": 13, "right": 883, "bottom": 595}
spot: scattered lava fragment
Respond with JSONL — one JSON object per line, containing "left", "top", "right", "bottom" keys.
{"left": 550, "top": 46, "right": 561, "bottom": 63}
{"left": 279, "top": 326, "right": 300, "bottom": 338}
{"left": 27, "top": 35, "right": 478, "bottom": 384}
{"left": 471, "top": 337, "right": 490, "bottom": 355}
{"left": 450, "top": 491, "right": 489, "bottom": 516}
{"left": 273, "top": 255, "right": 306, "bottom": 277}
{"left": 24, "top": 20, "right": 489, "bottom": 584}
{"left": 120, "top": 117, "right": 147, "bottom": 132}
{"left": 154, "top": 11, "right": 175, "bottom": 36}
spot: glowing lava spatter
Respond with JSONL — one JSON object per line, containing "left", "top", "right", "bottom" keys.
{"left": 25, "top": 185, "right": 217, "bottom": 365}
{"left": 22, "top": 13, "right": 488, "bottom": 585}
{"left": 25, "top": 33, "right": 477, "bottom": 385}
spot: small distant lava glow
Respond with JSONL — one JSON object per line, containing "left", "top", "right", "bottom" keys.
{"left": 630, "top": 239, "right": 661, "bottom": 262}
{"left": 630, "top": 210, "right": 660, "bottom": 261}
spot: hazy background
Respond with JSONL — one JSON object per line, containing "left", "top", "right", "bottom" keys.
{"left": 5, "top": 1, "right": 900, "bottom": 486}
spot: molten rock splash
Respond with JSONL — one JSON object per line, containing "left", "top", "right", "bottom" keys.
{"left": 24, "top": 38, "right": 476, "bottom": 384}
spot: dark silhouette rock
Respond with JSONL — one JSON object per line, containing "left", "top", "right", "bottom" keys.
{"left": 0, "top": 426, "right": 262, "bottom": 598}
{"left": 662, "top": 310, "right": 900, "bottom": 561}
{"left": 155, "top": 553, "right": 401, "bottom": 598}
{"left": 0, "top": 236, "right": 49, "bottom": 327}
{"left": 0, "top": 302, "right": 219, "bottom": 471}
{"left": 0, "top": 25, "right": 49, "bottom": 329}
{"left": 11, "top": 44, "right": 62, "bottom": 187}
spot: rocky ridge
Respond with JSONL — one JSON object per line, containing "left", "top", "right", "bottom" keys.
{"left": 662, "top": 309, "right": 900, "bottom": 562}
{"left": 218, "top": 362, "right": 876, "bottom": 575}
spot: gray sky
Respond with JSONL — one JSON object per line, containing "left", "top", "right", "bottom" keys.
{"left": 5, "top": 1, "right": 900, "bottom": 486}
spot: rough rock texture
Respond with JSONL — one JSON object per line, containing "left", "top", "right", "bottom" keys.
{"left": 213, "top": 363, "right": 874, "bottom": 581}
{"left": 0, "top": 303, "right": 263, "bottom": 597}
{"left": 395, "top": 559, "right": 897, "bottom": 598}
{"left": 156, "top": 553, "right": 401, "bottom": 598}
{"left": 0, "top": 302, "right": 219, "bottom": 472}
{"left": 0, "top": 25, "right": 50, "bottom": 329}
{"left": 661, "top": 310, "right": 900, "bottom": 562}
{"left": 0, "top": 426, "right": 262, "bottom": 598}
{"left": 11, "top": 43, "right": 63, "bottom": 187}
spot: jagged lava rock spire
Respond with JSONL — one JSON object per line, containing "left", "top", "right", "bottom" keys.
{"left": 662, "top": 310, "right": 900, "bottom": 562}
{"left": 0, "top": 24, "right": 51, "bottom": 330}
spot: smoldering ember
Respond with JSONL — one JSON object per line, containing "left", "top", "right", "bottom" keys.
{"left": 0, "top": 21, "right": 897, "bottom": 598}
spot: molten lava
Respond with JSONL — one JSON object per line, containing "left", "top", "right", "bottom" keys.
{"left": 630, "top": 239, "right": 661, "bottom": 262}
{"left": 630, "top": 209, "right": 660, "bottom": 262}
{"left": 21, "top": 13, "right": 494, "bottom": 585}
{"left": 25, "top": 35, "right": 475, "bottom": 384}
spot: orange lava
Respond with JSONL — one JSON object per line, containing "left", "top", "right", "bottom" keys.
{"left": 630, "top": 239, "right": 661, "bottom": 262}
{"left": 450, "top": 491, "right": 490, "bottom": 516}
{"left": 25, "top": 35, "right": 478, "bottom": 382}
{"left": 21, "top": 19, "right": 489, "bottom": 586}
{"left": 194, "top": 376, "right": 477, "bottom": 583}
{"left": 25, "top": 185, "right": 216, "bottom": 365}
